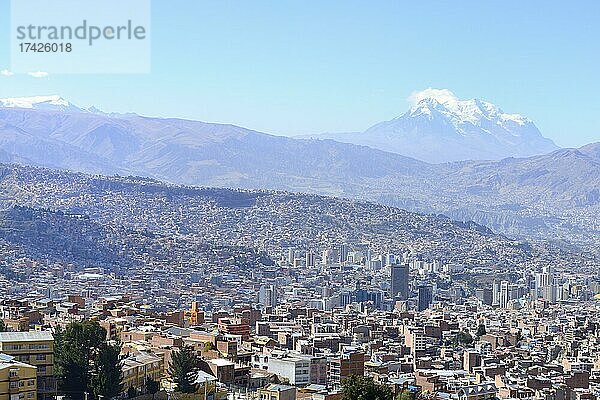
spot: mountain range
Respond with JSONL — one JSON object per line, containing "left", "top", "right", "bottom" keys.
{"left": 303, "top": 89, "right": 559, "bottom": 163}
{"left": 0, "top": 94, "right": 597, "bottom": 252}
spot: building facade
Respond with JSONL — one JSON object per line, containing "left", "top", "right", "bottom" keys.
{"left": 0, "top": 332, "right": 54, "bottom": 400}
{"left": 0, "top": 354, "right": 37, "bottom": 400}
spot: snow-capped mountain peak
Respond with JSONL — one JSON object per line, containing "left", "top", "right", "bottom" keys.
{"left": 406, "top": 89, "right": 529, "bottom": 128}
{"left": 0, "top": 95, "right": 83, "bottom": 113}
{"left": 307, "top": 88, "right": 559, "bottom": 163}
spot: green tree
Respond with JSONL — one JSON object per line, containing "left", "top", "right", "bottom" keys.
{"left": 457, "top": 331, "right": 474, "bottom": 346}
{"left": 127, "top": 386, "right": 137, "bottom": 399}
{"left": 0, "top": 319, "right": 5, "bottom": 332}
{"left": 146, "top": 377, "right": 159, "bottom": 399}
{"left": 341, "top": 376, "right": 393, "bottom": 400}
{"left": 397, "top": 389, "right": 415, "bottom": 400}
{"left": 169, "top": 346, "right": 198, "bottom": 394}
{"left": 92, "top": 341, "right": 123, "bottom": 399}
{"left": 54, "top": 321, "right": 107, "bottom": 400}
{"left": 476, "top": 324, "right": 487, "bottom": 337}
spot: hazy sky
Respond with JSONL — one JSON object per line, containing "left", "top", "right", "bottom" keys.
{"left": 0, "top": 1, "right": 599, "bottom": 147}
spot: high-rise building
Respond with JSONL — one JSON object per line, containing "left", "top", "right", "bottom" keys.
{"left": 305, "top": 252, "right": 316, "bottom": 268}
{"left": 405, "top": 326, "right": 426, "bottom": 355}
{"left": 542, "top": 285, "right": 557, "bottom": 304}
{"left": 354, "top": 288, "right": 384, "bottom": 309}
{"left": 391, "top": 264, "right": 409, "bottom": 300}
{"left": 499, "top": 281, "right": 509, "bottom": 308}
{"left": 535, "top": 266, "right": 554, "bottom": 299}
{"left": 339, "top": 244, "right": 349, "bottom": 264}
{"left": 321, "top": 249, "right": 337, "bottom": 265}
{"left": 385, "top": 254, "right": 396, "bottom": 266}
{"left": 417, "top": 285, "right": 432, "bottom": 311}
{"left": 492, "top": 281, "right": 500, "bottom": 306}
{"left": 369, "top": 259, "right": 382, "bottom": 270}
{"left": 557, "top": 283, "right": 570, "bottom": 301}
{"left": 535, "top": 272, "right": 552, "bottom": 288}
{"left": 347, "top": 251, "right": 363, "bottom": 264}
{"left": 475, "top": 288, "right": 493, "bottom": 305}
{"left": 542, "top": 265, "right": 554, "bottom": 275}
{"left": 463, "top": 350, "right": 482, "bottom": 372}
{"left": 259, "top": 284, "right": 278, "bottom": 308}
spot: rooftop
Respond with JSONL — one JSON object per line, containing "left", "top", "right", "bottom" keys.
{"left": 0, "top": 331, "right": 54, "bottom": 342}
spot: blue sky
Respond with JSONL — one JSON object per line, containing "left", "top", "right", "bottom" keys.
{"left": 0, "top": 0, "right": 598, "bottom": 147}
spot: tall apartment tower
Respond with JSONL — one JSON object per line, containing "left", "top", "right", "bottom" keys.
{"left": 417, "top": 285, "right": 433, "bottom": 311}
{"left": 475, "top": 288, "right": 493, "bottom": 305}
{"left": 287, "top": 248, "right": 295, "bottom": 264}
{"left": 499, "top": 281, "right": 509, "bottom": 308}
{"left": 259, "top": 284, "right": 277, "bottom": 308}
{"left": 306, "top": 252, "right": 316, "bottom": 268}
{"left": 321, "top": 249, "right": 334, "bottom": 265}
{"left": 492, "top": 281, "right": 500, "bottom": 306}
{"left": 535, "top": 266, "right": 554, "bottom": 299}
{"left": 339, "top": 244, "right": 349, "bottom": 264}
{"left": 390, "top": 263, "right": 409, "bottom": 300}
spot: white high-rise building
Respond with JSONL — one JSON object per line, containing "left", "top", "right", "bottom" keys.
{"left": 287, "top": 248, "right": 295, "bottom": 264}
{"left": 542, "top": 285, "right": 557, "bottom": 304}
{"left": 499, "top": 281, "right": 509, "bottom": 308}
{"left": 534, "top": 266, "right": 554, "bottom": 299}
{"left": 492, "top": 281, "right": 501, "bottom": 306}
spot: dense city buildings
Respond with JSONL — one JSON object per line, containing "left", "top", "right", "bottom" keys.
{"left": 1, "top": 238, "right": 600, "bottom": 400}
{"left": 0, "top": 166, "right": 598, "bottom": 400}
